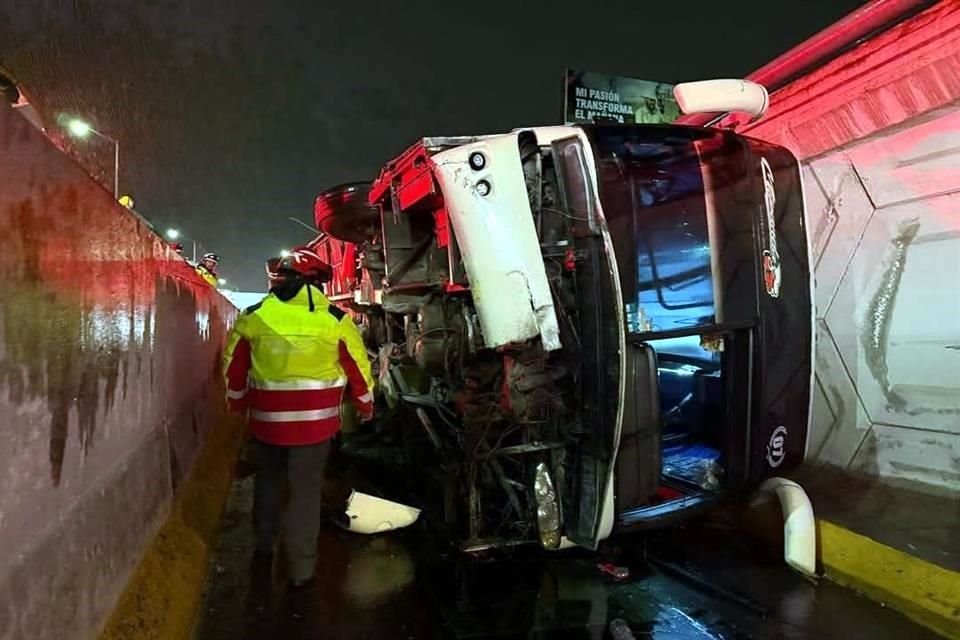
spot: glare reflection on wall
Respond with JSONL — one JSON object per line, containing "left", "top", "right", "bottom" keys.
{"left": 83, "top": 304, "right": 149, "bottom": 350}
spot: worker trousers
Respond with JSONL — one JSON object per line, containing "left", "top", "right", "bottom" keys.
{"left": 252, "top": 438, "right": 331, "bottom": 583}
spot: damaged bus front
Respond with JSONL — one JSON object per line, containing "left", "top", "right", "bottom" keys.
{"left": 313, "top": 92, "right": 812, "bottom": 553}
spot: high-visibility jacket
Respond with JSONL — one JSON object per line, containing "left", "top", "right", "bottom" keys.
{"left": 222, "top": 284, "right": 374, "bottom": 446}
{"left": 196, "top": 265, "right": 218, "bottom": 287}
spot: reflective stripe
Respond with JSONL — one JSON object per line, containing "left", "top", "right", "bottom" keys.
{"left": 226, "top": 389, "right": 247, "bottom": 399}
{"left": 249, "top": 378, "right": 346, "bottom": 391}
{"left": 358, "top": 392, "right": 374, "bottom": 404}
{"left": 250, "top": 408, "right": 340, "bottom": 422}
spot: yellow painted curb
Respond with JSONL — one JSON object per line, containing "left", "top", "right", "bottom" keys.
{"left": 819, "top": 519, "right": 960, "bottom": 640}
{"left": 98, "top": 415, "right": 245, "bottom": 640}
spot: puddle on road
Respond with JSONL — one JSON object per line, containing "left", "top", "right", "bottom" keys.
{"left": 196, "top": 474, "right": 735, "bottom": 639}
{"left": 417, "top": 548, "right": 740, "bottom": 639}
{"left": 196, "top": 472, "right": 943, "bottom": 640}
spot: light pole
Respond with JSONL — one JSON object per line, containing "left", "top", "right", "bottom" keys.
{"left": 66, "top": 118, "right": 119, "bottom": 198}
{"left": 288, "top": 217, "right": 317, "bottom": 234}
{"left": 165, "top": 228, "right": 197, "bottom": 263}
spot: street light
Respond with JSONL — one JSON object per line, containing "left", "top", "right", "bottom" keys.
{"left": 64, "top": 118, "right": 119, "bottom": 198}
{"left": 67, "top": 119, "right": 91, "bottom": 137}
{"left": 166, "top": 228, "right": 197, "bottom": 262}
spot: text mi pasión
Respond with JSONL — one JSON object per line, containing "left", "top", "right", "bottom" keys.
{"left": 573, "top": 86, "right": 634, "bottom": 122}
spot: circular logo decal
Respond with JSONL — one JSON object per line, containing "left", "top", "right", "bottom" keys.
{"left": 766, "top": 425, "right": 787, "bottom": 468}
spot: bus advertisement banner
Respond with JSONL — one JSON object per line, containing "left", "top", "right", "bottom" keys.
{"left": 564, "top": 69, "right": 680, "bottom": 125}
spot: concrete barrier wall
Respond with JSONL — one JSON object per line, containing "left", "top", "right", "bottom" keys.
{"left": 742, "top": 1, "right": 960, "bottom": 494}
{"left": 0, "top": 101, "right": 236, "bottom": 639}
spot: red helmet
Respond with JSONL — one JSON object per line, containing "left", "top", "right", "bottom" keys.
{"left": 278, "top": 246, "right": 332, "bottom": 283}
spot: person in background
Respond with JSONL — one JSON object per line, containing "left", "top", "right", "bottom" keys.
{"left": 196, "top": 252, "right": 220, "bottom": 286}
{"left": 222, "top": 246, "right": 374, "bottom": 588}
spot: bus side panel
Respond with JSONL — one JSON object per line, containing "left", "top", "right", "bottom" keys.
{"left": 747, "top": 141, "right": 813, "bottom": 481}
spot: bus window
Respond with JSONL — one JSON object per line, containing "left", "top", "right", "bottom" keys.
{"left": 594, "top": 127, "right": 717, "bottom": 333}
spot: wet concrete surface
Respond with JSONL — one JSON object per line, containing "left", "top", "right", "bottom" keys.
{"left": 196, "top": 469, "right": 945, "bottom": 640}
{"left": 791, "top": 464, "right": 960, "bottom": 572}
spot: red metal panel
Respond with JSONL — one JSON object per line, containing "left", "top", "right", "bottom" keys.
{"left": 368, "top": 140, "right": 452, "bottom": 250}
{"left": 369, "top": 141, "right": 437, "bottom": 211}
{"left": 434, "top": 206, "right": 450, "bottom": 248}
{"left": 397, "top": 168, "right": 438, "bottom": 211}
{"left": 677, "top": 0, "right": 931, "bottom": 127}
{"left": 742, "top": 0, "right": 960, "bottom": 159}
{"left": 749, "top": 0, "right": 930, "bottom": 91}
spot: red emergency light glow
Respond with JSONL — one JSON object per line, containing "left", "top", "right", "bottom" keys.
{"left": 677, "top": 0, "right": 933, "bottom": 128}
{"left": 739, "top": 0, "right": 960, "bottom": 160}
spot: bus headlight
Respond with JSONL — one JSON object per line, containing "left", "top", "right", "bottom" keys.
{"left": 534, "top": 462, "right": 561, "bottom": 549}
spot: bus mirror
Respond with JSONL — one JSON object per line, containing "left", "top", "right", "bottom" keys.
{"left": 673, "top": 80, "right": 769, "bottom": 121}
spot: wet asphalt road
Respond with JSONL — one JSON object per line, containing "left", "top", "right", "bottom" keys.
{"left": 195, "top": 473, "right": 943, "bottom": 640}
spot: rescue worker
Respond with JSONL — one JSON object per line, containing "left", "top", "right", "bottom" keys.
{"left": 222, "top": 246, "right": 374, "bottom": 587}
{"left": 196, "top": 252, "right": 220, "bottom": 286}
{"left": 233, "top": 256, "right": 289, "bottom": 489}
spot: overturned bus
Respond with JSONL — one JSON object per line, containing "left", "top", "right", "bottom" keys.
{"left": 312, "top": 81, "right": 814, "bottom": 556}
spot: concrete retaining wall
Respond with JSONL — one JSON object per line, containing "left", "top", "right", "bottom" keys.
{"left": 741, "top": 0, "right": 960, "bottom": 495}
{"left": 0, "top": 101, "right": 236, "bottom": 640}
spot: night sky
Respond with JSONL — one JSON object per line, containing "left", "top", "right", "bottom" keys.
{"left": 1, "top": 0, "right": 866, "bottom": 291}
